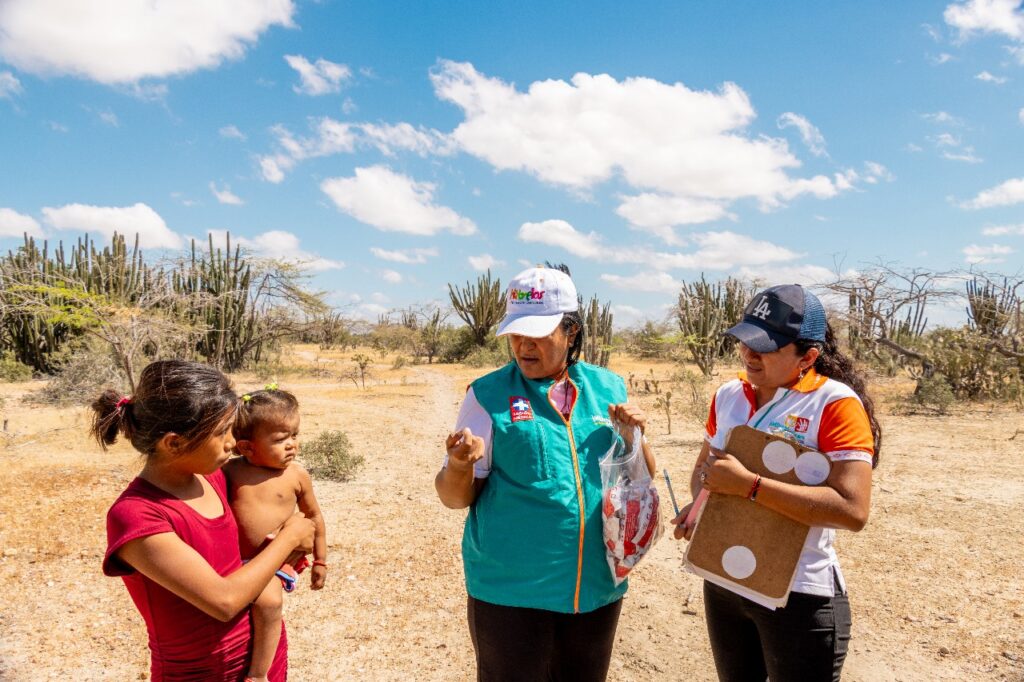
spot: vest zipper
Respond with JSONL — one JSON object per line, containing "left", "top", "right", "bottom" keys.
{"left": 549, "top": 377, "right": 585, "bottom": 613}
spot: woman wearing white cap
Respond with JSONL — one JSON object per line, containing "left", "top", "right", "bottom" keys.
{"left": 671, "top": 284, "right": 882, "bottom": 682}
{"left": 435, "top": 265, "right": 655, "bottom": 682}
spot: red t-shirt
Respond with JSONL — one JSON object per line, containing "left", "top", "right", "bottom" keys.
{"left": 104, "top": 469, "right": 287, "bottom": 681}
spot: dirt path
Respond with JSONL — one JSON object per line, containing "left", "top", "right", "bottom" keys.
{"left": 0, "top": 356, "right": 1022, "bottom": 679}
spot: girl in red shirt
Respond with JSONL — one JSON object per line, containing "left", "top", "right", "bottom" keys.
{"left": 96, "top": 360, "right": 315, "bottom": 681}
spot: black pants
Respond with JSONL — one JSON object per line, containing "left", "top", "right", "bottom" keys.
{"left": 466, "top": 596, "right": 623, "bottom": 682}
{"left": 703, "top": 579, "right": 851, "bottom": 682}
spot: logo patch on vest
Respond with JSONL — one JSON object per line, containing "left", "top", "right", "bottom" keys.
{"left": 509, "top": 396, "right": 534, "bottom": 422}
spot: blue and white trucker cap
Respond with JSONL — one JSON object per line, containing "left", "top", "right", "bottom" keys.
{"left": 495, "top": 267, "right": 578, "bottom": 338}
{"left": 725, "top": 284, "right": 827, "bottom": 353}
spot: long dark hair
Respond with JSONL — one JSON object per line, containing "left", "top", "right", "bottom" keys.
{"left": 795, "top": 324, "right": 882, "bottom": 467}
{"left": 545, "top": 261, "right": 585, "bottom": 367}
{"left": 90, "top": 360, "right": 238, "bottom": 456}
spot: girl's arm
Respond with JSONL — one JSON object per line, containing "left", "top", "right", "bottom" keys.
{"left": 117, "top": 514, "right": 315, "bottom": 622}
{"left": 701, "top": 454, "right": 872, "bottom": 531}
{"left": 295, "top": 466, "right": 328, "bottom": 589}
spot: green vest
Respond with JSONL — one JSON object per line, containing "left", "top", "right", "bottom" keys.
{"left": 463, "top": 361, "right": 629, "bottom": 613}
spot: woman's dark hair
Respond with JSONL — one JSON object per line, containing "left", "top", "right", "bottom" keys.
{"left": 234, "top": 388, "right": 300, "bottom": 440}
{"left": 795, "top": 323, "right": 882, "bottom": 467}
{"left": 545, "top": 261, "right": 585, "bottom": 367}
{"left": 90, "top": 360, "right": 238, "bottom": 456}
{"left": 562, "top": 311, "right": 585, "bottom": 367}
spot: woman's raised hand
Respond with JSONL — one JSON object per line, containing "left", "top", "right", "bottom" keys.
{"left": 608, "top": 403, "right": 646, "bottom": 435}
{"left": 445, "top": 427, "right": 484, "bottom": 473}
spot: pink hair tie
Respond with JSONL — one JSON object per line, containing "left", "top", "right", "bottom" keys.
{"left": 116, "top": 396, "right": 131, "bottom": 410}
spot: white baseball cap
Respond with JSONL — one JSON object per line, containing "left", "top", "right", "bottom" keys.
{"left": 495, "top": 267, "right": 579, "bottom": 338}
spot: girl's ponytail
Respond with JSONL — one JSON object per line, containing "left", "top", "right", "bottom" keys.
{"left": 90, "top": 389, "right": 134, "bottom": 449}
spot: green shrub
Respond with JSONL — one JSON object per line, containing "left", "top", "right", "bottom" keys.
{"left": 463, "top": 345, "right": 508, "bottom": 369}
{"left": 914, "top": 374, "right": 955, "bottom": 415}
{"left": 0, "top": 352, "right": 33, "bottom": 382}
{"left": 302, "top": 430, "right": 363, "bottom": 482}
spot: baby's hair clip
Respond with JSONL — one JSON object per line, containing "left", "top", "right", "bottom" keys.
{"left": 264, "top": 382, "right": 279, "bottom": 391}
{"left": 242, "top": 394, "right": 252, "bottom": 403}
{"left": 116, "top": 396, "right": 131, "bottom": 410}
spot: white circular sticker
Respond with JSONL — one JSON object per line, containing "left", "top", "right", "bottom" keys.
{"left": 794, "top": 451, "right": 830, "bottom": 485}
{"left": 761, "top": 441, "right": 797, "bottom": 474}
{"left": 721, "top": 545, "right": 757, "bottom": 580}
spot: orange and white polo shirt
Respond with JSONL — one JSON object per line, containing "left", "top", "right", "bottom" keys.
{"left": 705, "top": 368, "right": 874, "bottom": 597}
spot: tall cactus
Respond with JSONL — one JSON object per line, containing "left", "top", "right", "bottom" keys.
{"left": 448, "top": 270, "right": 503, "bottom": 346}
{"left": 676, "top": 276, "right": 754, "bottom": 377}
{"left": 581, "top": 295, "right": 613, "bottom": 367}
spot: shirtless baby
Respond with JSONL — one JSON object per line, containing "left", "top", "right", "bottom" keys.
{"left": 225, "top": 387, "right": 327, "bottom": 682}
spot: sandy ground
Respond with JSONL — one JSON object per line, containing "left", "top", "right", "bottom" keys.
{"left": 0, "top": 347, "right": 1022, "bottom": 680}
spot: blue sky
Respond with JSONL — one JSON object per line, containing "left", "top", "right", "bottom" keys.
{"left": 1, "top": 0, "right": 1023, "bottom": 325}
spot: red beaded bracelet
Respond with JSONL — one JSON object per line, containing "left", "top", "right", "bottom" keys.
{"left": 312, "top": 560, "right": 328, "bottom": 568}
{"left": 747, "top": 475, "right": 762, "bottom": 502}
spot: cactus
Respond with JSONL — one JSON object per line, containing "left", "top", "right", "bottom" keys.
{"left": 448, "top": 270, "right": 503, "bottom": 346}
{"left": 581, "top": 295, "right": 613, "bottom": 367}
{"left": 676, "top": 275, "right": 754, "bottom": 377}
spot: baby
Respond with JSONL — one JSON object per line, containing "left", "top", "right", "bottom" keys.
{"left": 224, "top": 386, "right": 327, "bottom": 682}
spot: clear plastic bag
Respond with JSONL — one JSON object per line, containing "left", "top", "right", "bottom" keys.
{"left": 600, "top": 423, "right": 663, "bottom": 586}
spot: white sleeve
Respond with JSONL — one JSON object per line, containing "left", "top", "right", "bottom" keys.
{"left": 444, "top": 386, "right": 493, "bottom": 479}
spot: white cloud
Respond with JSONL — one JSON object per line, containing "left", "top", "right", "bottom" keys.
{"left": 0, "top": 0, "right": 295, "bottom": 84}
{"left": 518, "top": 219, "right": 799, "bottom": 271}
{"left": 944, "top": 0, "right": 1024, "bottom": 42}
{"left": 519, "top": 219, "right": 609, "bottom": 260}
{"left": 219, "top": 125, "right": 246, "bottom": 140}
{"left": 615, "top": 194, "right": 732, "bottom": 243}
{"left": 0, "top": 207, "right": 42, "bottom": 237}
{"left": 1008, "top": 45, "right": 1024, "bottom": 63}
{"left": 975, "top": 70, "right": 1008, "bottom": 83}
{"left": 862, "top": 161, "right": 895, "bottom": 184}
{"left": 0, "top": 70, "right": 22, "bottom": 98}
{"left": 601, "top": 271, "right": 682, "bottom": 294}
{"left": 468, "top": 253, "right": 503, "bottom": 271}
{"left": 922, "top": 111, "right": 964, "bottom": 126}
{"left": 43, "top": 202, "right": 182, "bottom": 249}
{"left": 209, "top": 181, "right": 244, "bottom": 205}
{"left": 370, "top": 247, "right": 438, "bottom": 264}
{"left": 1018, "top": 107, "right": 1024, "bottom": 125}
{"left": 905, "top": 143, "right": 924, "bottom": 152}
{"left": 98, "top": 109, "right": 119, "bottom": 127}
{"left": 963, "top": 243, "right": 1013, "bottom": 264}
{"left": 943, "top": 148, "right": 983, "bottom": 163}
{"left": 960, "top": 177, "right": 1024, "bottom": 208}
{"left": 430, "top": 61, "right": 852, "bottom": 211}
{"left": 209, "top": 229, "right": 343, "bottom": 271}
{"left": 381, "top": 269, "right": 403, "bottom": 283}
{"left": 735, "top": 263, "right": 836, "bottom": 287}
{"left": 981, "top": 222, "right": 1024, "bottom": 235}
{"left": 320, "top": 165, "right": 476, "bottom": 236}
{"left": 358, "top": 122, "right": 454, "bottom": 157}
{"left": 930, "top": 52, "right": 955, "bottom": 64}
{"left": 777, "top": 112, "right": 828, "bottom": 157}
{"left": 284, "top": 54, "right": 351, "bottom": 95}
{"left": 258, "top": 118, "right": 451, "bottom": 181}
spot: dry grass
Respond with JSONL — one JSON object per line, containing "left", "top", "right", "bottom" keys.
{"left": 0, "top": 345, "right": 1021, "bottom": 680}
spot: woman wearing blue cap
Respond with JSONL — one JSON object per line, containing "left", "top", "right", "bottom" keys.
{"left": 671, "top": 284, "right": 881, "bottom": 682}
{"left": 435, "top": 265, "right": 655, "bottom": 682}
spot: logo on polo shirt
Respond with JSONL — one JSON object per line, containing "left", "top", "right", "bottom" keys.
{"left": 509, "top": 396, "right": 534, "bottom": 422}
{"left": 785, "top": 414, "right": 810, "bottom": 433}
